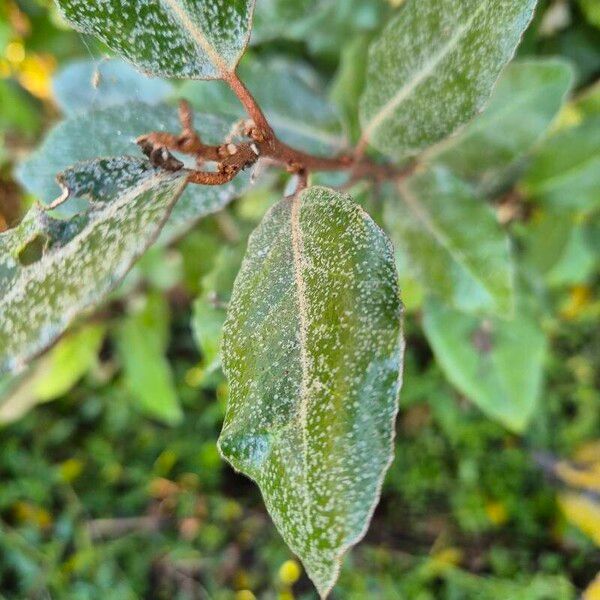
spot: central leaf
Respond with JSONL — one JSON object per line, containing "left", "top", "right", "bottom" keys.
{"left": 54, "top": 0, "right": 255, "bottom": 79}
{"left": 219, "top": 186, "right": 403, "bottom": 597}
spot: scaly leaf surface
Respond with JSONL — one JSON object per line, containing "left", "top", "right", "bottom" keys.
{"left": 220, "top": 186, "right": 403, "bottom": 597}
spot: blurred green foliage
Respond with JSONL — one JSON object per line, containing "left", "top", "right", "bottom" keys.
{"left": 0, "top": 0, "right": 599, "bottom": 598}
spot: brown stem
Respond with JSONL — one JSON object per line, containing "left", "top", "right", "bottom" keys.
{"left": 224, "top": 70, "right": 274, "bottom": 141}
{"left": 138, "top": 73, "right": 413, "bottom": 189}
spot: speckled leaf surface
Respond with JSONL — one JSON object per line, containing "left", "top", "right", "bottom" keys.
{"left": 520, "top": 117, "right": 600, "bottom": 212}
{"left": 359, "top": 0, "right": 537, "bottom": 157}
{"left": 53, "top": 58, "right": 173, "bottom": 115}
{"left": 423, "top": 298, "right": 547, "bottom": 432}
{"left": 0, "top": 157, "right": 187, "bottom": 375}
{"left": 384, "top": 168, "right": 514, "bottom": 315}
{"left": 429, "top": 59, "right": 574, "bottom": 184}
{"left": 180, "top": 58, "right": 346, "bottom": 156}
{"left": 16, "top": 102, "right": 249, "bottom": 236}
{"left": 219, "top": 186, "right": 403, "bottom": 597}
{"left": 54, "top": 0, "right": 255, "bottom": 79}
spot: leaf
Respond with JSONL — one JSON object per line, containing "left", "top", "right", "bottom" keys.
{"left": 53, "top": 58, "right": 173, "bottom": 115}
{"left": 16, "top": 102, "right": 249, "bottom": 236}
{"left": 383, "top": 168, "right": 514, "bottom": 315}
{"left": 522, "top": 208, "right": 573, "bottom": 276}
{"left": 422, "top": 298, "right": 547, "bottom": 432}
{"left": 116, "top": 293, "right": 182, "bottom": 425}
{"left": 219, "top": 186, "right": 403, "bottom": 597}
{"left": 330, "top": 34, "right": 372, "bottom": 143}
{"left": 192, "top": 243, "right": 245, "bottom": 372}
{"left": 359, "top": 0, "right": 537, "bottom": 157}
{"left": 0, "top": 156, "right": 187, "bottom": 375}
{"left": 428, "top": 59, "right": 574, "bottom": 184}
{"left": 575, "top": 80, "right": 600, "bottom": 117}
{"left": 0, "top": 79, "right": 42, "bottom": 137}
{"left": 0, "top": 324, "right": 105, "bottom": 424}
{"left": 251, "top": 0, "right": 386, "bottom": 56}
{"left": 180, "top": 58, "right": 346, "bottom": 155}
{"left": 55, "top": 0, "right": 256, "bottom": 79}
{"left": 520, "top": 117, "right": 600, "bottom": 212}
{"left": 579, "top": 0, "right": 600, "bottom": 30}
{"left": 251, "top": 0, "right": 325, "bottom": 43}
{"left": 545, "top": 225, "right": 596, "bottom": 288}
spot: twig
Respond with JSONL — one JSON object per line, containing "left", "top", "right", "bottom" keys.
{"left": 138, "top": 70, "right": 414, "bottom": 190}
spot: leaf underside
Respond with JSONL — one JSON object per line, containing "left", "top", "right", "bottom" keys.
{"left": 219, "top": 186, "right": 403, "bottom": 597}
{"left": 431, "top": 58, "right": 574, "bottom": 184}
{"left": 54, "top": 0, "right": 256, "bottom": 79}
{"left": 422, "top": 298, "right": 547, "bottom": 432}
{"left": 384, "top": 167, "right": 514, "bottom": 316}
{"left": 521, "top": 116, "right": 600, "bottom": 211}
{"left": 0, "top": 157, "right": 187, "bottom": 375}
{"left": 16, "top": 102, "right": 249, "bottom": 239}
{"left": 359, "top": 0, "right": 538, "bottom": 156}
{"left": 52, "top": 58, "right": 173, "bottom": 116}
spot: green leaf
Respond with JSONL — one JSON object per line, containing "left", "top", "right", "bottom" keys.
{"left": 53, "top": 58, "right": 173, "bottom": 115}
{"left": 359, "top": 0, "right": 537, "bottom": 157}
{"left": 251, "top": 0, "right": 386, "bottom": 56}
{"left": 116, "top": 293, "right": 182, "bottom": 425}
{"left": 422, "top": 298, "right": 547, "bottom": 432}
{"left": 520, "top": 117, "right": 600, "bottom": 212}
{"left": 219, "top": 186, "right": 403, "bottom": 597}
{"left": 522, "top": 209, "right": 573, "bottom": 276}
{"left": 55, "top": 0, "right": 255, "bottom": 79}
{"left": 383, "top": 168, "right": 514, "bottom": 315}
{"left": 251, "top": 0, "right": 324, "bottom": 43}
{"left": 429, "top": 59, "right": 574, "bottom": 184}
{"left": 0, "top": 156, "right": 187, "bottom": 375}
{"left": 574, "top": 80, "right": 600, "bottom": 117}
{"left": 545, "top": 224, "right": 596, "bottom": 288}
{"left": 0, "top": 79, "right": 42, "bottom": 137}
{"left": 330, "top": 34, "right": 372, "bottom": 144}
{"left": 192, "top": 243, "right": 245, "bottom": 372}
{"left": 180, "top": 58, "right": 346, "bottom": 155}
{"left": 579, "top": 0, "right": 600, "bottom": 29}
{"left": 192, "top": 297, "right": 225, "bottom": 376}
{"left": 16, "top": 102, "right": 248, "bottom": 235}
{"left": 0, "top": 324, "right": 105, "bottom": 424}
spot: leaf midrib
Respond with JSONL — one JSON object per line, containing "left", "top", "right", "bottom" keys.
{"left": 159, "top": 0, "right": 229, "bottom": 75}
{"left": 290, "top": 193, "right": 313, "bottom": 528}
{"left": 398, "top": 180, "right": 500, "bottom": 304}
{"left": 361, "top": 1, "right": 488, "bottom": 145}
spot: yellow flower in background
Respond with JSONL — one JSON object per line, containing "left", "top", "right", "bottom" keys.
{"left": 278, "top": 559, "right": 301, "bottom": 586}
{"left": 17, "top": 53, "right": 56, "bottom": 99}
{"left": 59, "top": 458, "right": 84, "bottom": 483}
{"left": 584, "top": 572, "right": 600, "bottom": 600}
{"left": 5, "top": 40, "right": 24, "bottom": 64}
{"left": 485, "top": 500, "right": 509, "bottom": 526}
{"left": 13, "top": 501, "right": 52, "bottom": 529}
{"left": 559, "top": 493, "right": 600, "bottom": 546}
{"left": 546, "top": 441, "right": 600, "bottom": 547}
{"left": 560, "top": 285, "right": 593, "bottom": 321}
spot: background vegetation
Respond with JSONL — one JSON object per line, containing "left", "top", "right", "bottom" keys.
{"left": 0, "top": 0, "right": 600, "bottom": 598}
